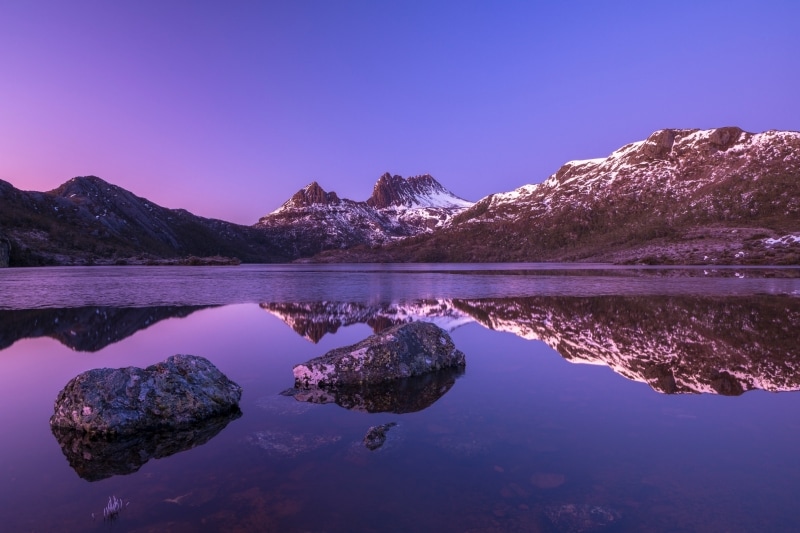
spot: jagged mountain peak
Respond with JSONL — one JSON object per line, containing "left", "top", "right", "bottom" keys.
{"left": 367, "top": 172, "right": 472, "bottom": 209}
{"left": 283, "top": 181, "right": 341, "bottom": 209}
{"left": 255, "top": 172, "right": 474, "bottom": 258}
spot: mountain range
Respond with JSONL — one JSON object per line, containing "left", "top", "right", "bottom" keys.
{"left": 1, "top": 126, "right": 798, "bottom": 266}
{"left": 316, "top": 127, "right": 800, "bottom": 264}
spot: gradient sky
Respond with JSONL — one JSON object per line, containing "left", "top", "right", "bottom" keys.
{"left": 1, "top": 1, "right": 799, "bottom": 225}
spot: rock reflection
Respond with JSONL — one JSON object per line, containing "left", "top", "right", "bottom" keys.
{"left": 282, "top": 367, "right": 464, "bottom": 413}
{"left": 51, "top": 409, "right": 241, "bottom": 481}
{"left": 0, "top": 306, "right": 212, "bottom": 352}
{"left": 264, "top": 296, "right": 800, "bottom": 395}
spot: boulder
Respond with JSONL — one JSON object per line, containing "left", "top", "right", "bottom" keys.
{"left": 50, "top": 354, "right": 242, "bottom": 436}
{"left": 293, "top": 321, "right": 466, "bottom": 388}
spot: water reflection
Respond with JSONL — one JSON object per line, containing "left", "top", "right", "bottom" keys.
{"left": 282, "top": 367, "right": 464, "bottom": 413}
{"left": 263, "top": 296, "right": 800, "bottom": 395}
{"left": 51, "top": 410, "right": 241, "bottom": 481}
{"left": 0, "top": 306, "right": 212, "bottom": 352}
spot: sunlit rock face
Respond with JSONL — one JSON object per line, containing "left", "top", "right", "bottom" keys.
{"left": 50, "top": 354, "right": 242, "bottom": 436}
{"left": 293, "top": 321, "right": 466, "bottom": 388}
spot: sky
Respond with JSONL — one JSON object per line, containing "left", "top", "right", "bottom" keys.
{"left": 1, "top": 1, "right": 799, "bottom": 225}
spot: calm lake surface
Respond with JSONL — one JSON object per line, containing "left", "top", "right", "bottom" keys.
{"left": 1, "top": 264, "right": 800, "bottom": 532}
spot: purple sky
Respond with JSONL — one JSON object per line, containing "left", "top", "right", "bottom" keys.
{"left": 1, "top": 1, "right": 799, "bottom": 225}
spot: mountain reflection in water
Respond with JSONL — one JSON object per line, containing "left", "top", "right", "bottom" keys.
{"left": 0, "top": 306, "right": 212, "bottom": 352}
{"left": 263, "top": 296, "right": 800, "bottom": 395}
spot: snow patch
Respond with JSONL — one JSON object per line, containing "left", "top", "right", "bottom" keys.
{"left": 763, "top": 235, "right": 800, "bottom": 246}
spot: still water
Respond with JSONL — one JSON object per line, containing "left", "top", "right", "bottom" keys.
{"left": 1, "top": 264, "right": 800, "bottom": 532}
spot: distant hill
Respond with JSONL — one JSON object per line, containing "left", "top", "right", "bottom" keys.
{"left": 317, "top": 128, "right": 800, "bottom": 264}
{"left": 0, "top": 175, "right": 287, "bottom": 265}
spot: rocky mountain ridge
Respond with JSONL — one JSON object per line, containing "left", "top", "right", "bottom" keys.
{"left": 255, "top": 172, "right": 472, "bottom": 257}
{"left": 2, "top": 127, "right": 798, "bottom": 266}
{"left": 318, "top": 127, "right": 800, "bottom": 264}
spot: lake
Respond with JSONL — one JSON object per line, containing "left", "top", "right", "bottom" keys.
{"left": 1, "top": 264, "right": 800, "bottom": 532}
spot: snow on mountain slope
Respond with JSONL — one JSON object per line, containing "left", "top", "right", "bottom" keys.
{"left": 480, "top": 127, "right": 800, "bottom": 219}
{"left": 255, "top": 173, "right": 473, "bottom": 258}
{"left": 377, "top": 127, "right": 800, "bottom": 264}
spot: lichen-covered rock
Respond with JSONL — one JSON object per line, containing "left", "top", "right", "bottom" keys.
{"left": 293, "top": 321, "right": 465, "bottom": 388}
{"left": 50, "top": 354, "right": 242, "bottom": 436}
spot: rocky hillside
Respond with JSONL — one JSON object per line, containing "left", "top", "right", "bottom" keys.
{"left": 319, "top": 128, "right": 800, "bottom": 264}
{"left": 261, "top": 295, "right": 800, "bottom": 395}
{"left": 0, "top": 176, "right": 287, "bottom": 265}
{"left": 255, "top": 173, "right": 472, "bottom": 257}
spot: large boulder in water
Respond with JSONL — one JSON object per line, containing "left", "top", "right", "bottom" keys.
{"left": 50, "top": 354, "right": 242, "bottom": 436}
{"left": 293, "top": 321, "right": 466, "bottom": 388}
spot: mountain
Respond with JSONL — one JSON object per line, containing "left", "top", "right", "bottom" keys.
{"left": 3, "top": 127, "right": 799, "bottom": 266}
{"left": 0, "top": 176, "right": 287, "bottom": 265}
{"left": 261, "top": 295, "right": 800, "bottom": 395}
{"left": 255, "top": 173, "right": 473, "bottom": 257}
{"left": 318, "top": 128, "right": 800, "bottom": 264}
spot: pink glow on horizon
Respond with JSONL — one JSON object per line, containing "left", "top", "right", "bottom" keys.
{"left": 1, "top": 1, "right": 799, "bottom": 225}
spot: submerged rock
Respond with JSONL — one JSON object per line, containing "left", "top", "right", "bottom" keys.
{"left": 364, "top": 422, "right": 397, "bottom": 451}
{"left": 293, "top": 321, "right": 465, "bottom": 388}
{"left": 52, "top": 410, "right": 241, "bottom": 481}
{"left": 50, "top": 354, "right": 242, "bottom": 436}
{"left": 248, "top": 430, "right": 342, "bottom": 457}
{"left": 543, "top": 504, "right": 622, "bottom": 532}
